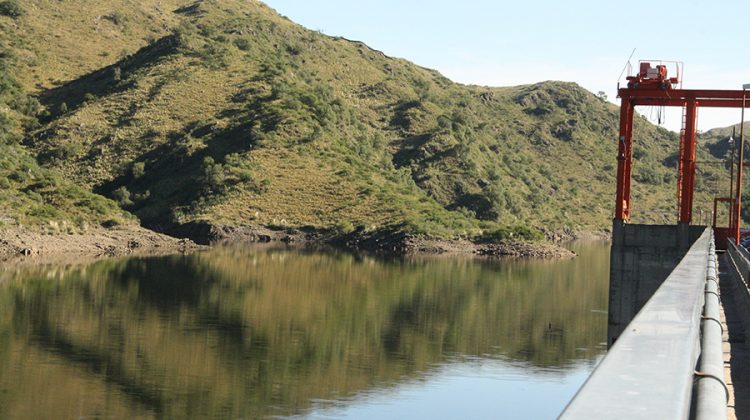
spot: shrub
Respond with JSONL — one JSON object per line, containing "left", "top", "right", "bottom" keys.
{"left": 12, "top": 95, "right": 42, "bottom": 117}
{"left": 334, "top": 220, "right": 355, "bottom": 234}
{"left": 0, "top": 0, "right": 23, "bottom": 18}
{"left": 199, "top": 43, "right": 230, "bottom": 69}
{"left": 132, "top": 161, "right": 146, "bottom": 179}
{"left": 633, "top": 162, "right": 663, "bottom": 185}
{"left": 437, "top": 115, "right": 452, "bottom": 131}
{"left": 479, "top": 225, "right": 543, "bottom": 242}
{"left": 101, "top": 219, "right": 121, "bottom": 228}
{"left": 112, "top": 186, "right": 133, "bottom": 206}
{"left": 234, "top": 38, "right": 251, "bottom": 51}
{"left": 50, "top": 142, "right": 82, "bottom": 160}
{"left": 133, "top": 190, "right": 150, "bottom": 202}
{"left": 83, "top": 93, "right": 95, "bottom": 103}
{"left": 200, "top": 156, "right": 227, "bottom": 194}
{"left": 285, "top": 43, "right": 302, "bottom": 56}
{"left": 103, "top": 12, "right": 125, "bottom": 26}
{"left": 257, "top": 178, "right": 271, "bottom": 193}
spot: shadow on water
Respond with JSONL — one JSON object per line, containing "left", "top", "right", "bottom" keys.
{"left": 0, "top": 241, "right": 610, "bottom": 418}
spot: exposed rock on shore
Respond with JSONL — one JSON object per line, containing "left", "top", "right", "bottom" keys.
{"left": 0, "top": 226, "right": 201, "bottom": 262}
{"left": 166, "top": 222, "right": 576, "bottom": 259}
{"left": 0, "top": 220, "right": 582, "bottom": 264}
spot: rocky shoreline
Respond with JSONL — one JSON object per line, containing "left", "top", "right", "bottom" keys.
{"left": 0, "top": 222, "right": 593, "bottom": 264}
{"left": 165, "top": 222, "right": 578, "bottom": 259}
{"left": 0, "top": 225, "right": 203, "bottom": 263}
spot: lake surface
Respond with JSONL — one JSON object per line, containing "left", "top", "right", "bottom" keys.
{"left": 0, "top": 241, "right": 610, "bottom": 419}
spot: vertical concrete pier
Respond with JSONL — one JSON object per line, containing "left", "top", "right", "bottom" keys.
{"left": 608, "top": 221, "right": 705, "bottom": 346}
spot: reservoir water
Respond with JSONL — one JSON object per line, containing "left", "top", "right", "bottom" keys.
{"left": 0, "top": 240, "right": 609, "bottom": 419}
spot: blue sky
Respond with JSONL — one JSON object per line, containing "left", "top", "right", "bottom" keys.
{"left": 263, "top": 0, "right": 750, "bottom": 132}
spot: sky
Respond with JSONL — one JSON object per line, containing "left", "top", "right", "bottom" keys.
{"left": 262, "top": 0, "right": 750, "bottom": 133}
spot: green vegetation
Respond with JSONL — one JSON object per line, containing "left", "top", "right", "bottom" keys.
{"left": 0, "top": 42, "right": 128, "bottom": 230}
{"left": 0, "top": 0, "right": 733, "bottom": 239}
{"left": 0, "top": 0, "right": 22, "bottom": 18}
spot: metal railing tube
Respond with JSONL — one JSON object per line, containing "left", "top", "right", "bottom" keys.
{"left": 695, "top": 240, "right": 728, "bottom": 420}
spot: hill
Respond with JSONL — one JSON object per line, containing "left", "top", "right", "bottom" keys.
{"left": 0, "top": 0, "right": 732, "bottom": 250}
{"left": 0, "top": 29, "right": 128, "bottom": 232}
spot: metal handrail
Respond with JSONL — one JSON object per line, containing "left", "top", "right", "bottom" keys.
{"left": 695, "top": 241, "right": 727, "bottom": 420}
{"left": 560, "top": 228, "right": 724, "bottom": 419}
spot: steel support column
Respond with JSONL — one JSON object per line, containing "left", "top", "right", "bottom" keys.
{"left": 680, "top": 99, "right": 698, "bottom": 223}
{"left": 615, "top": 99, "right": 635, "bottom": 221}
{"left": 734, "top": 92, "right": 747, "bottom": 244}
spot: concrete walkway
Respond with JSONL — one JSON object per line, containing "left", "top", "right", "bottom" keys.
{"left": 719, "top": 255, "right": 750, "bottom": 419}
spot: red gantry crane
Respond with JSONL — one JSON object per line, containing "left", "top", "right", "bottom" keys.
{"left": 615, "top": 61, "right": 748, "bottom": 246}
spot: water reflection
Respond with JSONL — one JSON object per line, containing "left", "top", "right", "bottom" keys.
{"left": 0, "top": 241, "right": 609, "bottom": 419}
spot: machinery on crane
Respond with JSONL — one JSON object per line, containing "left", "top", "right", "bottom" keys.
{"left": 626, "top": 61, "right": 680, "bottom": 90}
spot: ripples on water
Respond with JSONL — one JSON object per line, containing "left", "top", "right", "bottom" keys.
{"left": 0, "top": 241, "right": 610, "bottom": 419}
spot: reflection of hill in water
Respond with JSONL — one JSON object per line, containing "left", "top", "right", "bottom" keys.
{"left": 0, "top": 244, "right": 608, "bottom": 418}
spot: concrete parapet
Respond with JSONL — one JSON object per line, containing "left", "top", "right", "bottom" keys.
{"left": 608, "top": 221, "right": 706, "bottom": 346}
{"left": 563, "top": 229, "right": 713, "bottom": 419}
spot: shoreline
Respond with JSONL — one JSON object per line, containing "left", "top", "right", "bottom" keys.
{"left": 165, "top": 222, "right": 582, "bottom": 259}
{"left": 0, "top": 222, "right": 608, "bottom": 265}
{"left": 0, "top": 225, "right": 204, "bottom": 264}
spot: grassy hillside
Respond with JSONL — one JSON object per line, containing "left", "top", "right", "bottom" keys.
{"left": 1, "top": 0, "right": 732, "bottom": 239}
{"left": 0, "top": 6, "right": 130, "bottom": 231}
{"left": 0, "top": 0, "right": 186, "bottom": 91}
